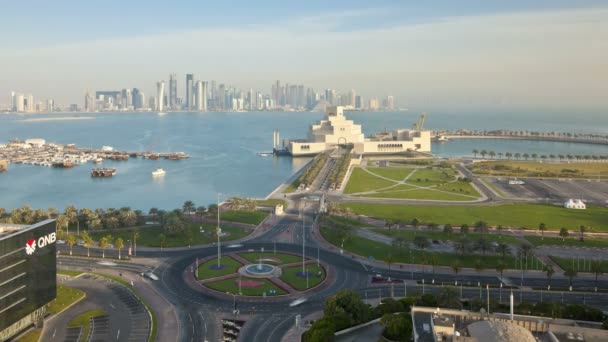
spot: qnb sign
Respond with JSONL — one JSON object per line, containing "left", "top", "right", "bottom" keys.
{"left": 25, "top": 232, "right": 57, "bottom": 255}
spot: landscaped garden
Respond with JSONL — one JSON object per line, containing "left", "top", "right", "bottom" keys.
{"left": 238, "top": 252, "right": 302, "bottom": 265}
{"left": 340, "top": 202, "right": 608, "bottom": 231}
{"left": 205, "top": 277, "right": 286, "bottom": 296}
{"left": 343, "top": 165, "right": 481, "bottom": 201}
{"left": 197, "top": 256, "right": 243, "bottom": 280}
{"left": 280, "top": 264, "right": 326, "bottom": 291}
{"left": 47, "top": 285, "right": 86, "bottom": 314}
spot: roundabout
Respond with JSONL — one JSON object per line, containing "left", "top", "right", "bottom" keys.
{"left": 194, "top": 250, "right": 328, "bottom": 297}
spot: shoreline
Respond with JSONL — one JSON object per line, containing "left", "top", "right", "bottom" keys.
{"left": 19, "top": 117, "right": 96, "bottom": 122}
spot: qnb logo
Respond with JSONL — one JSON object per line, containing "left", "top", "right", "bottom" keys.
{"left": 25, "top": 232, "right": 56, "bottom": 255}
{"left": 25, "top": 239, "right": 36, "bottom": 255}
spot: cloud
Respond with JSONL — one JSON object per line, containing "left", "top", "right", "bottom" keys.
{"left": 1, "top": 6, "right": 606, "bottom": 111}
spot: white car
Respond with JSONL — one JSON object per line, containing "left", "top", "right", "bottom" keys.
{"left": 56, "top": 240, "right": 66, "bottom": 244}
{"left": 145, "top": 272, "right": 159, "bottom": 281}
{"left": 289, "top": 298, "right": 308, "bottom": 307}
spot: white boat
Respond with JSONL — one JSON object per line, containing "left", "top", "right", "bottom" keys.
{"left": 101, "top": 145, "right": 113, "bottom": 152}
{"left": 95, "top": 157, "right": 103, "bottom": 163}
{"left": 152, "top": 168, "right": 166, "bottom": 176}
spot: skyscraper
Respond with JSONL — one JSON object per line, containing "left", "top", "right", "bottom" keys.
{"left": 186, "top": 74, "right": 194, "bottom": 110}
{"left": 201, "top": 81, "right": 208, "bottom": 111}
{"left": 26, "top": 94, "right": 34, "bottom": 113}
{"left": 169, "top": 73, "right": 177, "bottom": 110}
{"left": 386, "top": 96, "right": 394, "bottom": 110}
{"left": 10, "top": 91, "right": 16, "bottom": 111}
{"left": 85, "top": 90, "right": 94, "bottom": 112}
{"left": 132, "top": 88, "right": 142, "bottom": 110}
{"left": 15, "top": 93, "right": 25, "bottom": 112}
{"left": 195, "top": 80, "right": 203, "bottom": 111}
{"left": 156, "top": 81, "right": 165, "bottom": 112}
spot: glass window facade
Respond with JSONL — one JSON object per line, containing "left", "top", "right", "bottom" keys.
{"left": 0, "top": 220, "right": 56, "bottom": 332}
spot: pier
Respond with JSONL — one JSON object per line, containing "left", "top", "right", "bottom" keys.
{"left": 432, "top": 129, "right": 608, "bottom": 146}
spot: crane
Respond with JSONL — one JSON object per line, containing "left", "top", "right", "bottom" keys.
{"left": 412, "top": 112, "right": 426, "bottom": 131}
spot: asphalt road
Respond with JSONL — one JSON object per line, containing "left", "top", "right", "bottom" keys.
{"left": 56, "top": 209, "right": 608, "bottom": 342}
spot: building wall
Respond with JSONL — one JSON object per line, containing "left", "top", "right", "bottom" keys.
{"left": 0, "top": 220, "right": 56, "bottom": 339}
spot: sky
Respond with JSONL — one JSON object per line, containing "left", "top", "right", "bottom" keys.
{"left": 1, "top": 0, "right": 607, "bottom": 113}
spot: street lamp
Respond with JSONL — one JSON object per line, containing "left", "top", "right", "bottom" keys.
{"left": 216, "top": 193, "right": 222, "bottom": 268}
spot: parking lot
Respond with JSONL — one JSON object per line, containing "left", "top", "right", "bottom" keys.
{"left": 488, "top": 177, "right": 608, "bottom": 205}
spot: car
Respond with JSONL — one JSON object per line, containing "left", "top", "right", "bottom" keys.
{"left": 432, "top": 240, "right": 440, "bottom": 244}
{"left": 56, "top": 240, "right": 66, "bottom": 244}
{"left": 107, "top": 243, "right": 114, "bottom": 248}
{"left": 145, "top": 272, "right": 159, "bottom": 280}
{"left": 289, "top": 298, "right": 308, "bottom": 307}
{"left": 77, "top": 242, "right": 85, "bottom": 246}
{"left": 97, "top": 261, "right": 117, "bottom": 266}
{"left": 227, "top": 244, "right": 243, "bottom": 248}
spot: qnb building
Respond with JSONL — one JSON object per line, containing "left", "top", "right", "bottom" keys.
{"left": 282, "top": 106, "right": 431, "bottom": 156}
{"left": 0, "top": 220, "right": 56, "bottom": 341}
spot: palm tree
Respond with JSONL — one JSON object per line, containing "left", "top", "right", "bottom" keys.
{"left": 55, "top": 214, "right": 69, "bottom": 239}
{"left": 489, "top": 151, "right": 496, "bottom": 159}
{"left": 497, "top": 152, "right": 503, "bottom": 160}
{"left": 480, "top": 150, "right": 488, "bottom": 159}
{"left": 544, "top": 265, "right": 554, "bottom": 288}
{"left": 579, "top": 225, "right": 586, "bottom": 242}
{"left": 564, "top": 269, "right": 577, "bottom": 288}
{"left": 159, "top": 233, "right": 166, "bottom": 250}
{"left": 437, "top": 287, "right": 462, "bottom": 308}
{"left": 81, "top": 231, "right": 93, "bottom": 257}
{"left": 115, "top": 238, "right": 124, "bottom": 260}
{"left": 496, "top": 261, "right": 506, "bottom": 281}
{"left": 531, "top": 153, "right": 538, "bottom": 160}
{"left": 66, "top": 234, "right": 76, "bottom": 256}
{"left": 183, "top": 201, "right": 196, "bottom": 215}
{"left": 99, "top": 236, "right": 109, "bottom": 258}
{"left": 590, "top": 260, "right": 603, "bottom": 291}
{"left": 539, "top": 223, "right": 546, "bottom": 240}
{"left": 451, "top": 260, "right": 462, "bottom": 276}
{"left": 523, "top": 153, "right": 530, "bottom": 161}
{"left": 475, "top": 238, "right": 490, "bottom": 255}
{"left": 429, "top": 254, "right": 438, "bottom": 274}
{"left": 559, "top": 227, "right": 569, "bottom": 242}
{"left": 497, "top": 243, "right": 510, "bottom": 259}
{"left": 505, "top": 152, "right": 513, "bottom": 160}
{"left": 474, "top": 259, "right": 484, "bottom": 273}
{"left": 514, "top": 152, "right": 521, "bottom": 160}
{"left": 472, "top": 149, "right": 479, "bottom": 158}
{"left": 149, "top": 207, "right": 159, "bottom": 221}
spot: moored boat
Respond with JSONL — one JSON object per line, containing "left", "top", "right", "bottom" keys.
{"left": 91, "top": 168, "right": 116, "bottom": 177}
{"left": 152, "top": 168, "right": 166, "bottom": 177}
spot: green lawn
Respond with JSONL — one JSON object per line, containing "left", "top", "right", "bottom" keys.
{"left": 280, "top": 264, "right": 326, "bottom": 291}
{"left": 435, "top": 180, "right": 481, "bottom": 197}
{"left": 47, "top": 285, "right": 85, "bottom": 314}
{"left": 371, "top": 228, "right": 521, "bottom": 245}
{"left": 68, "top": 309, "right": 106, "bottom": 342}
{"left": 197, "top": 256, "right": 243, "bottom": 280}
{"left": 238, "top": 252, "right": 303, "bottom": 265}
{"left": 221, "top": 210, "right": 268, "bottom": 225}
{"left": 470, "top": 161, "right": 608, "bottom": 178}
{"left": 327, "top": 215, "right": 371, "bottom": 227}
{"left": 17, "top": 329, "right": 41, "bottom": 342}
{"left": 406, "top": 168, "right": 452, "bottom": 185}
{"left": 341, "top": 203, "right": 608, "bottom": 231}
{"left": 254, "top": 199, "right": 286, "bottom": 207}
{"left": 362, "top": 189, "right": 475, "bottom": 201}
{"left": 205, "top": 277, "right": 286, "bottom": 296}
{"left": 550, "top": 256, "right": 608, "bottom": 273}
{"left": 344, "top": 167, "right": 397, "bottom": 193}
{"left": 321, "top": 225, "right": 543, "bottom": 270}
{"left": 525, "top": 235, "right": 608, "bottom": 248}
{"left": 377, "top": 184, "right": 417, "bottom": 192}
{"left": 90, "top": 222, "right": 252, "bottom": 247}
{"left": 366, "top": 167, "right": 416, "bottom": 181}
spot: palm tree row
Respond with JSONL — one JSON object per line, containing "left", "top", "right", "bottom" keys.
{"left": 472, "top": 149, "right": 607, "bottom": 161}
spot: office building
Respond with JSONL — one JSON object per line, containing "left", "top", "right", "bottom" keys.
{"left": 355, "top": 95, "right": 362, "bottom": 109}
{"left": 156, "top": 81, "right": 165, "bottom": 112}
{"left": 0, "top": 220, "right": 57, "bottom": 341}
{"left": 132, "top": 88, "right": 145, "bottom": 110}
{"left": 186, "top": 74, "right": 194, "bottom": 110}
{"left": 169, "top": 73, "right": 177, "bottom": 110}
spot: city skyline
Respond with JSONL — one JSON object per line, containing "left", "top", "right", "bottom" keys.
{"left": 1, "top": 1, "right": 606, "bottom": 113}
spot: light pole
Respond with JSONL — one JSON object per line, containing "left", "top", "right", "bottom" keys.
{"left": 217, "top": 193, "right": 222, "bottom": 268}
{"left": 403, "top": 280, "right": 407, "bottom": 298}
{"left": 302, "top": 214, "right": 306, "bottom": 275}
{"left": 500, "top": 283, "right": 503, "bottom": 304}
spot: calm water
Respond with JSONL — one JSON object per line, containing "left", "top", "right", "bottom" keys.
{"left": 0, "top": 111, "right": 605, "bottom": 210}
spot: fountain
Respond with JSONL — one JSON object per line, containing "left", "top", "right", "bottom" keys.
{"left": 245, "top": 263, "right": 275, "bottom": 276}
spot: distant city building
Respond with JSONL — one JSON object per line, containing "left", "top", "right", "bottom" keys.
{"left": 355, "top": 95, "right": 362, "bottom": 109}
{"left": 149, "top": 96, "right": 157, "bottom": 112}
{"left": 195, "top": 80, "right": 207, "bottom": 111}
{"left": 156, "top": 81, "right": 165, "bottom": 112}
{"left": 26, "top": 94, "right": 34, "bottom": 113}
{"left": 186, "top": 73, "right": 194, "bottom": 110}
{"left": 15, "top": 93, "right": 25, "bottom": 112}
{"left": 369, "top": 97, "right": 379, "bottom": 110}
{"left": 169, "top": 73, "right": 177, "bottom": 110}
{"left": 132, "top": 88, "right": 144, "bottom": 110}
{"left": 385, "top": 95, "right": 394, "bottom": 110}
{"left": 84, "top": 91, "right": 94, "bottom": 112}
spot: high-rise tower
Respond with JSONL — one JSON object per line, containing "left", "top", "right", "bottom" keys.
{"left": 186, "top": 74, "right": 194, "bottom": 110}
{"left": 156, "top": 81, "right": 165, "bottom": 112}
{"left": 169, "top": 73, "right": 177, "bottom": 110}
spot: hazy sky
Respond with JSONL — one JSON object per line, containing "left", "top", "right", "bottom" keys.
{"left": 1, "top": 0, "right": 607, "bottom": 113}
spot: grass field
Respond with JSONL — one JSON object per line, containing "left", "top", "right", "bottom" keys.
{"left": 238, "top": 252, "right": 303, "bottom": 265}
{"left": 90, "top": 222, "right": 252, "bottom": 247}
{"left": 57, "top": 269, "right": 84, "bottom": 277}
{"left": 372, "top": 228, "right": 521, "bottom": 245}
{"left": 525, "top": 235, "right": 608, "bottom": 248}
{"left": 470, "top": 161, "right": 608, "bottom": 178}
{"left": 320, "top": 225, "right": 542, "bottom": 270}
{"left": 280, "top": 264, "right": 326, "bottom": 291}
{"left": 205, "top": 277, "right": 286, "bottom": 296}
{"left": 341, "top": 203, "right": 608, "bottom": 231}
{"left": 47, "top": 285, "right": 85, "bottom": 315}
{"left": 367, "top": 167, "right": 416, "bottom": 181}
{"left": 327, "top": 215, "right": 371, "bottom": 227}
{"left": 220, "top": 210, "right": 268, "bottom": 225}
{"left": 254, "top": 199, "right": 286, "bottom": 207}
{"left": 550, "top": 256, "right": 608, "bottom": 273}
{"left": 17, "top": 329, "right": 41, "bottom": 342}
{"left": 362, "top": 189, "right": 475, "bottom": 201}
{"left": 68, "top": 309, "right": 106, "bottom": 341}
{"left": 344, "top": 167, "right": 396, "bottom": 193}
{"left": 197, "top": 256, "right": 243, "bottom": 280}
